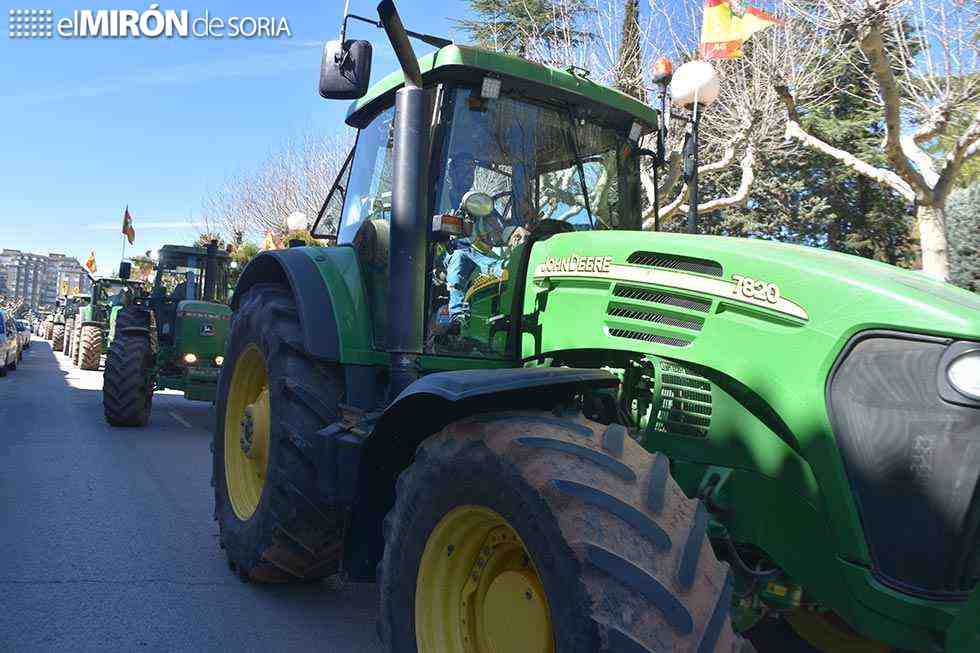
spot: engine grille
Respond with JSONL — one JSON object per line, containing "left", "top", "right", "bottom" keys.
{"left": 612, "top": 285, "right": 712, "bottom": 313}
{"left": 626, "top": 251, "right": 723, "bottom": 277}
{"left": 652, "top": 361, "right": 712, "bottom": 438}
{"left": 607, "top": 305, "right": 705, "bottom": 331}
{"left": 828, "top": 333, "right": 980, "bottom": 597}
{"left": 605, "top": 285, "right": 710, "bottom": 349}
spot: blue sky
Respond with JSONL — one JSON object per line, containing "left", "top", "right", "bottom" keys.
{"left": 0, "top": 0, "right": 473, "bottom": 275}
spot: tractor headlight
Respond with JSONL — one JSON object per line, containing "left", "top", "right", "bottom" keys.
{"left": 183, "top": 353, "right": 198, "bottom": 365}
{"left": 947, "top": 350, "right": 980, "bottom": 400}
{"left": 214, "top": 355, "right": 224, "bottom": 367}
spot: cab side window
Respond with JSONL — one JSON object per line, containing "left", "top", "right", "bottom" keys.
{"left": 336, "top": 107, "right": 396, "bottom": 245}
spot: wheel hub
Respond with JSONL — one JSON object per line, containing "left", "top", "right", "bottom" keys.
{"left": 240, "top": 407, "right": 255, "bottom": 457}
{"left": 223, "top": 345, "right": 271, "bottom": 521}
{"left": 415, "top": 506, "right": 554, "bottom": 653}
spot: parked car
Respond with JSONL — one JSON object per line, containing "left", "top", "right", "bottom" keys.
{"left": 0, "top": 310, "right": 18, "bottom": 376}
{"left": 16, "top": 320, "right": 30, "bottom": 352}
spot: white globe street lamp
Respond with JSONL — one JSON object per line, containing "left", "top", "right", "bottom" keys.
{"left": 286, "top": 212, "right": 307, "bottom": 232}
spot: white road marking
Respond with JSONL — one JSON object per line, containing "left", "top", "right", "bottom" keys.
{"left": 169, "top": 410, "right": 192, "bottom": 429}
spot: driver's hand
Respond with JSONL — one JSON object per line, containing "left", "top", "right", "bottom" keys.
{"left": 508, "top": 226, "right": 529, "bottom": 247}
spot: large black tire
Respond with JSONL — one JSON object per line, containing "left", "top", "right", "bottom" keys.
{"left": 103, "top": 334, "right": 154, "bottom": 426}
{"left": 51, "top": 324, "right": 65, "bottom": 352}
{"left": 79, "top": 325, "right": 104, "bottom": 371}
{"left": 64, "top": 319, "right": 75, "bottom": 360}
{"left": 379, "top": 410, "right": 748, "bottom": 653}
{"left": 213, "top": 283, "right": 346, "bottom": 583}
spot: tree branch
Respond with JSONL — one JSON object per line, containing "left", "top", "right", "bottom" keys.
{"left": 858, "top": 23, "right": 932, "bottom": 198}
{"left": 775, "top": 84, "right": 916, "bottom": 202}
{"left": 934, "top": 109, "right": 980, "bottom": 202}
{"left": 642, "top": 144, "right": 757, "bottom": 229}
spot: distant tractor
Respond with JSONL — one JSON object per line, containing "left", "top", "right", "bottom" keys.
{"left": 63, "top": 293, "right": 92, "bottom": 361}
{"left": 70, "top": 269, "right": 149, "bottom": 371}
{"left": 51, "top": 295, "right": 88, "bottom": 352}
{"left": 209, "top": 4, "right": 980, "bottom": 652}
{"left": 102, "top": 242, "right": 231, "bottom": 427}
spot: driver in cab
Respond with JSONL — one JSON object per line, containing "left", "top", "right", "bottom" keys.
{"left": 439, "top": 153, "right": 527, "bottom": 332}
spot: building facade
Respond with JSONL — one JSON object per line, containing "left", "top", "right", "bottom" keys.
{"left": 0, "top": 249, "right": 91, "bottom": 309}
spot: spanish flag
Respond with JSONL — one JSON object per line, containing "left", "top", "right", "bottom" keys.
{"left": 85, "top": 250, "right": 97, "bottom": 273}
{"left": 700, "top": 0, "right": 778, "bottom": 60}
{"left": 121, "top": 206, "right": 136, "bottom": 245}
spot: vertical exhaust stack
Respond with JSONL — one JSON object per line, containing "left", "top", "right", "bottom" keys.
{"left": 378, "top": 0, "right": 428, "bottom": 398}
{"left": 204, "top": 239, "right": 218, "bottom": 302}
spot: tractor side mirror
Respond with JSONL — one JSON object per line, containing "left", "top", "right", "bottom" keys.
{"left": 319, "top": 39, "right": 373, "bottom": 100}
{"left": 118, "top": 262, "right": 132, "bottom": 280}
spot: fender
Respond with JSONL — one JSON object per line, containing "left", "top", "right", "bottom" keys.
{"left": 340, "top": 366, "right": 618, "bottom": 580}
{"left": 80, "top": 321, "right": 104, "bottom": 329}
{"left": 232, "top": 248, "right": 340, "bottom": 361}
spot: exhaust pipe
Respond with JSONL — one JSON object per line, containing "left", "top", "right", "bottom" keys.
{"left": 378, "top": 0, "right": 427, "bottom": 398}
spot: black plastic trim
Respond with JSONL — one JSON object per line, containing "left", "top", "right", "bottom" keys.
{"left": 825, "top": 329, "right": 978, "bottom": 601}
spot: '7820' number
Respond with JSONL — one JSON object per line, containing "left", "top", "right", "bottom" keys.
{"left": 732, "top": 274, "right": 781, "bottom": 304}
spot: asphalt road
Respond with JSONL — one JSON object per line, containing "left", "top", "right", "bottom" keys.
{"left": 0, "top": 337, "right": 381, "bottom": 652}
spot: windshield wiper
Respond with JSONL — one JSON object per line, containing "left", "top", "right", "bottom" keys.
{"left": 563, "top": 107, "right": 594, "bottom": 228}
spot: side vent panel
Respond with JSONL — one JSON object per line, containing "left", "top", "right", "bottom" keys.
{"left": 626, "top": 251, "right": 723, "bottom": 278}
{"left": 651, "top": 360, "right": 713, "bottom": 439}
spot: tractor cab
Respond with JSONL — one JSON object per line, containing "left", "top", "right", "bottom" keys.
{"left": 313, "top": 45, "right": 654, "bottom": 359}
{"left": 150, "top": 243, "right": 230, "bottom": 343}
{"left": 91, "top": 277, "right": 149, "bottom": 323}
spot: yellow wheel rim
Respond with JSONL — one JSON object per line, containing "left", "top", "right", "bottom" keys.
{"left": 223, "top": 344, "right": 271, "bottom": 521}
{"left": 416, "top": 505, "right": 554, "bottom": 653}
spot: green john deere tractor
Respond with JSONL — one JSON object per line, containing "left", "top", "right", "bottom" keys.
{"left": 102, "top": 242, "right": 231, "bottom": 427}
{"left": 69, "top": 270, "right": 150, "bottom": 371}
{"left": 211, "top": 4, "right": 980, "bottom": 652}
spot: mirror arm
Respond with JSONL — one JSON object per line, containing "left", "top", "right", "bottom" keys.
{"left": 343, "top": 12, "right": 452, "bottom": 50}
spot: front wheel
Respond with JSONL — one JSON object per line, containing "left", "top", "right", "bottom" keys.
{"left": 103, "top": 335, "right": 154, "bottom": 426}
{"left": 379, "top": 411, "right": 747, "bottom": 653}
{"left": 213, "top": 283, "right": 346, "bottom": 583}
{"left": 78, "top": 325, "right": 103, "bottom": 371}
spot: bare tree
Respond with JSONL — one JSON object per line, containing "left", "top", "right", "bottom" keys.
{"left": 202, "top": 130, "right": 355, "bottom": 244}
{"left": 640, "top": 1, "right": 844, "bottom": 230}
{"left": 479, "top": 1, "right": 836, "bottom": 231}
{"left": 779, "top": 0, "right": 979, "bottom": 279}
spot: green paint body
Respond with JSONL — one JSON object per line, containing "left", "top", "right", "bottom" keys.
{"left": 303, "top": 45, "right": 980, "bottom": 649}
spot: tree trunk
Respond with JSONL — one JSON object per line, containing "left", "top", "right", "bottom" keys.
{"left": 917, "top": 204, "right": 950, "bottom": 281}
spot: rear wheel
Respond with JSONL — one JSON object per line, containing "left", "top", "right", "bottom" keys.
{"left": 213, "top": 283, "right": 346, "bottom": 583}
{"left": 79, "top": 325, "right": 104, "bottom": 371}
{"left": 103, "top": 335, "right": 154, "bottom": 426}
{"left": 379, "top": 411, "right": 748, "bottom": 653}
{"left": 51, "top": 324, "right": 65, "bottom": 351}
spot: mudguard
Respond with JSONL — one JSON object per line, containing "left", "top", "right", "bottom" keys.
{"left": 232, "top": 248, "right": 340, "bottom": 361}
{"left": 80, "top": 321, "right": 103, "bottom": 328}
{"left": 341, "top": 366, "right": 618, "bottom": 580}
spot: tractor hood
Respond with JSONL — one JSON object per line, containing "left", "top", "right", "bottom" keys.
{"left": 175, "top": 300, "right": 231, "bottom": 361}
{"left": 525, "top": 231, "right": 980, "bottom": 355}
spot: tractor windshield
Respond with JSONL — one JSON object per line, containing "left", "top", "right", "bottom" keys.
{"left": 155, "top": 255, "right": 229, "bottom": 304}
{"left": 433, "top": 87, "right": 631, "bottom": 231}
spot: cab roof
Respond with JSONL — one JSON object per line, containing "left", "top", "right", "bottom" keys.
{"left": 345, "top": 44, "right": 658, "bottom": 129}
{"left": 159, "top": 244, "right": 230, "bottom": 259}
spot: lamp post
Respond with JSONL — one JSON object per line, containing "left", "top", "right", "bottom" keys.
{"left": 669, "top": 60, "right": 720, "bottom": 234}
